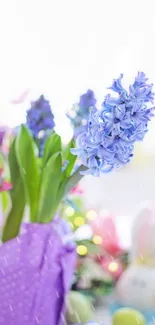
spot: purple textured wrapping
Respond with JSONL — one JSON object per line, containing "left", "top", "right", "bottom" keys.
{"left": 0, "top": 221, "right": 76, "bottom": 325}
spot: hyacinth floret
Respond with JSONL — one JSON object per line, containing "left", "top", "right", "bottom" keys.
{"left": 26, "top": 95, "right": 55, "bottom": 156}
{"left": 66, "top": 90, "right": 97, "bottom": 137}
{"left": 71, "top": 72, "right": 155, "bottom": 176}
{"left": 26, "top": 95, "right": 55, "bottom": 139}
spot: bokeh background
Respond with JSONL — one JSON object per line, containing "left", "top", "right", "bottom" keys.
{"left": 1, "top": 0, "right": 155, "bottom": 248}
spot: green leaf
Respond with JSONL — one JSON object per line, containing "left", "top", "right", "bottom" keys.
{"left": 0, "top": 151, "right": 5, "bottom": 167}
{"left": 2, "top": 139, "right": 25, "bottom": 242}
{"left": 77, "top": 240, "right": 102, "bottom": 254}
{"left": 63, "top": 138, "right": 75, "bottom": 160}
{"left": 64, "top": 165, "right": 87, "bottom": 196}
{"left": 16, "top": 125, "right": 40, "bottom": 222}
{"left": 43, "top": 131, "right": 61, "bottom": 165}
{"left": 37, "top": 152, "right": 62, "bottom": 222}
{"left": 2, "top": 185, "right": 25, "bottom": 242}
{"left": 57, "top": 139, "right": 77, "bottom": 201}
{"left": 63, "top": 139, "right": 77, "bottom": 178}
{"left": 1, "top": 191, "right": 10, "bottom": 212}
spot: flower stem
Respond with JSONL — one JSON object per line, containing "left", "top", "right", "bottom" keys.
{"left": 64, "top": 165, "right": 87, "bottom": 196}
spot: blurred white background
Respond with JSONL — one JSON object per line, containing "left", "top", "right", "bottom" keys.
{"left": 1, "top": 0, "right": 155, "bottom": 246}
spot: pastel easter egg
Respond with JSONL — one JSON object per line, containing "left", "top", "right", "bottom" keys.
{"left": 66, "top": 291, "right": 93, "bottom": 324}
{"left": 112, "top": 308, "right": 146, "bottom": 325}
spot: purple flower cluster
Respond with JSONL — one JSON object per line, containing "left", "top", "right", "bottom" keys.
{"left": 26, "top": 95, "right": 55, "bottom": 139}
{"left": 79, "top": 89, "right": 97, "bottom": 116}
{"left": 0, "top": 129, "right": 5, "bottom": 146}
{"left": 67, "top": 90, "right": 97, "bottom": 137}
{"left": 71, "top": 72, "right": 155, "bottom": 176}
{"left": 0, "top": 126, "right": 7, "bottom": 147}
{"left": 26, "top": 95, "right": 55, "bottom": 156}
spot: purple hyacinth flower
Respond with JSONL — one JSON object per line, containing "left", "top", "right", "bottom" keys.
{"left": 26, "top": 95, "right": 55, "bottom": 139}
{"left": 133, "top": 71, "right": 148, "bottom": 87}
{"left": 0, "top": 221, "right": 76, "bottom": 325}
{"left": 67, "top": 90, "right": 97, "bottom": 139}
{"left": 109, "top": 73, "right": 127, "bottom": 96}
{"left": 79, "top": 89, "right": 97, "bottom": 116}
{"left": 0, "top": 126, "right": 6, "bottom": 147}
{"left": 71, "top": 72, "right": 155, "bottom": 176}
{"left": 0, "top": 131, "right": 5, "bottom": 146}
{"left": 26, "top": 95, "right": 55, "bottom": 156}
{"left": 102, "top": 102, "right": 132, "bottom": 135}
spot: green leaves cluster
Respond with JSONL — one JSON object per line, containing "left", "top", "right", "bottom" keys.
{"left": 2, "top": 125, "right": 78, "bottom": 242}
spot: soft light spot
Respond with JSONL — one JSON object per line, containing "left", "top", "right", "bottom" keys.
{"left": 65, "top": 207, "right": 75, "bottom": 217}
{"left": 92, "top": 235, "right": 103, "bottom": 245}
{"left": 76, "top": 245, "right": 88, "bottom": 256}
{"left": 74, "top": 216, "right": 85, "bottom": 227}
{"left": 86, "top": 210, "right": 97, "bottom": 220}
{"left": 68, "top": 110, "right": 76, "bottom": 118}
{"left": 108, "top": 261, "right": 119, "bottom": 273}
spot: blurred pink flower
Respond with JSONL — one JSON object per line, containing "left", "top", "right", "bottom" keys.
{"left": 91, "top": 214, "right": 123, "bottom": 256}
{"left": 0, "top": 126, "right": 13, "bottom": 155}
{"left": 0, "top": 168, "right": 12, "bottom": 192}
{"left": 101, "top": 257, "right": 123, "bottom": 280}
{"left": 70, "top": 185, "right": 84, "bottom": 195}
{"left": 0, "top": 125, "right": 9, "bottom": 146}
{"left": 10, "top": 89, "right": 30, "bottom": 104}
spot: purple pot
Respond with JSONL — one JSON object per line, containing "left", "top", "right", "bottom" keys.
{"left": 0, "top": 220, "right": 76, "bottom": 325}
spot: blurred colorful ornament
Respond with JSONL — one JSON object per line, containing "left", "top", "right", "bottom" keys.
{"left": 131, "top": 201, "right": 155, "bottom": 264}
{"left": 84, "top": 323, "right": 102, "bottom": 325}
{"left": 71, "top": 185, "right": 84, "bottom": 195}
{"left": 112, "top": 308, "right": 146, "bottom": 325}
{"left": 0, "top": 126, "right": 14, "bottom": 155}
{"left": 116, "top": 202, "right": 155, "bottom": 311}
{"left": 0, "top": 125, "right": 11, "bottom": 151}
{"left": 91, "top": 215, "right": 123, "bottom": 256}
{"left": 66, "top": 291, "right": 93, "bottom": 324}
{"left": 101, "top": 258, "right": 123, "bottom": 280}
{"left": 0, "top": 168, "right": 12, "bottom": 192}
{"left": 76, "top": 257, "right": 113, "bottom": 294}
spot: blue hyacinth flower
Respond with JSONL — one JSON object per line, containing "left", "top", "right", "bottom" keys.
{"left": 71, "top": 72, "right": 155, "bottom": 176}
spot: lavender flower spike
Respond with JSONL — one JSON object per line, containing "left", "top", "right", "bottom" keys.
{"left": 26, "top": 95, "right": 55, "bottom": 155}
{"left": 26, "top": 95, "right": 55, "bottom": 139}
{"left": 0, "top": 126, "right": 7, "bottom": 147}
{"left": 67, "top": 90, "right": 97, "bottom": 138}
{"left": 71, "top": 72, "right": 155, "bottom": 176}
